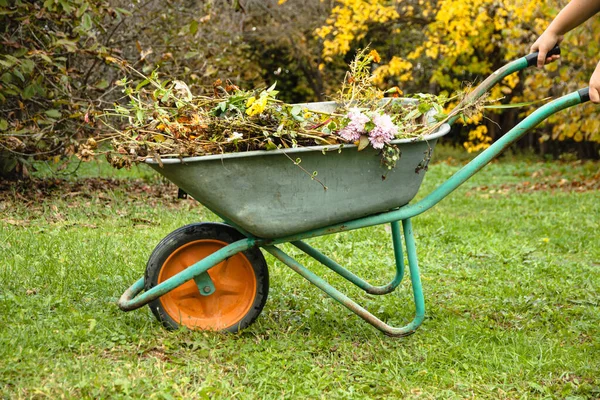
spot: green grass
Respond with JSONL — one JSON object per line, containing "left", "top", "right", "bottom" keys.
{"left": 1, "top": 147, "right": 599, "bottom": 399}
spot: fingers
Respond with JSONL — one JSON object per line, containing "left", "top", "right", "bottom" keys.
{"left": 530, "top": 38, "right": 547, "bottom": 67}
{"left": 532, "top": 33, "right": 562, "bottom": 67}
{"left": 589, "top": 61, "right": 600, "bottom": 103}
{"left": 537, "top": 49, "right": 549, "bottom": 68}
{"left": 536, "top": 47, "right": 562, "bottom": 68}
{"left": 590, "top": 87, "right": 600, "bottom": 103}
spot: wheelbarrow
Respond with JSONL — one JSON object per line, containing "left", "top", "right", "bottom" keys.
{"left": 118, "top": 47, "right": 592, "bottom": 336}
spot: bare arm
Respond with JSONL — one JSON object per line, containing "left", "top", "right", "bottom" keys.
{"left": 531, "top": 0, "right": 600, "bottom": 102}
{"left": 590, "top": 61, "right": 600, "bottom": 102}
{"left": 545, "top": 0, "right": 600, "bottom": 35}
{"left": 531, "top": 0, "right": 600, "bottom": 66}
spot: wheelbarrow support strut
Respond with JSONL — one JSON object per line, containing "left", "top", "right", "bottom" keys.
{"left": 264, "top": 218, "right": 423, "bottom": 337}
{"left": 289, "top": 219, "right": 406, "bottom": 296}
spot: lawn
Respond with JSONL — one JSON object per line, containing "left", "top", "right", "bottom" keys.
{"left": 1, "top": 147, "right": 599, "bottom": 399}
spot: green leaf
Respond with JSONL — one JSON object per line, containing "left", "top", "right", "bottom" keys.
{"left": 418, "top": 102, "right": 432, "bottom": 113}
{"left": 161, "top": 90, "right": 171, "bottom": 104}
{"left": 37, "top": 118, "right": 55, "bottom": 125}
{"left": 0, "top": 119, "right": 8, "bottom": 131}
{"left": 58, "top": 0, "right": 73, "bottom": 13}
{"left": 136, "top": 109, "right": 144, "bottom": 124}
{"left": 0, "top": 59, "right": 15, "bottom": 68}
{"left": 2, "top": 87, "right": 19, "bottom": 96}
{"left": 135, "top": 79, "right": 150, "bottom": 91}
{"left": 189, "top": 20, "right": 199, "bottom": 35}
{"left": 95, "top": 79, "right": 110, "bottom": 90}
{"left": 115, "top": 7, "right": 132, "bottom": 16}
{"left": 76, "top": 2, "right": 89, "bottom": 18}
{"left": 38, "top": 53, "right": 53, "bottom": 64}
{"left": 87, "top": 319, "right": 97, "bottom": 332}
{"left": 54, "top": 39, "right": 78, "bottom": 52}
{"left": 114, "top": 105, "right": 130, "bottom": 115}
{"left": 433, "top": 113, "right": 447, "bottom": 121}
{"left": 44, "top": 109, "right": 62, "bottom": 119}
{"left": 265, "top": 140, "right": 277, "bottom": 150}
{"left": 81, "top": 13, "right": 93, "bottom": 31}
{"left": 13, "top": 69, "right": 24, "bottom": 82}
{"left": 266, "top": 82, "right": 277, "bottom": 92}
{"left": 22, "top": 83, "right": 39, "bottom": 99}
{"left": 405, "top": 109, "right": 422, "bottom": 121}
{"left": 484, "top": 97, "right": 552, "bottom": 109}
{"left": 364, "top": 121, "right": 375, "bottom": 132}
{"left": 184, "top": 51, "right": 200, "bottom": 60}
{"left": 20, "top": 59, "right": 35, "bottom": 74}
{"left": 4, "top": 55, "right": 20, "bottom": 64}
{"left": 290, "top": 105, "right": 304, "bottom": 122}
{"left": 1, "top": 72, "right": 12, "bottom": 84}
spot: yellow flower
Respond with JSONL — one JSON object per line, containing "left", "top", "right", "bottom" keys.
{"left": 368, "top": 49, "right": 381, "bottom": 63}
{"left": 246, "top": 95, "right": 268, "bottom": 116}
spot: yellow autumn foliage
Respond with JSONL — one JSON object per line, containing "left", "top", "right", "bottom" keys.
{"left": 373, "top": 56, "right": 413, "bottom": 85}
{"left": 316, "top": 0, "right": 600, "bottom": 152}
{"left": 315, "top": 0, "right": 399, "bottom": 62}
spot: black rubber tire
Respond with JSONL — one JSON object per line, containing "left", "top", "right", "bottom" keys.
{"left": 145, "top": 222, "right": 269, "bottom": 333}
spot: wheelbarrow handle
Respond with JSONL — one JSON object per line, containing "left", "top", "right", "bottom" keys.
{"left": 448, "top": 45, "right": 562, "bottom": 125}
{"left": 413, "top": 87, "right": 592, "bottom": 219}
{"left": 274, "top": 87, "right": 593, "bottom": 243}
{"left": 578, "top": 87, "right": 591, "bottom": 102}
{"left": 524, "top": 44, "right": 561, "bottom": 67}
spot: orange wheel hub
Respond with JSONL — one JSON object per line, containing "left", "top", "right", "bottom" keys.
{"left": 158, "top": 239, "right": 257, "bottom": 331}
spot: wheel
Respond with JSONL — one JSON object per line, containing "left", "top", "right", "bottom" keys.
{"left": 145, "top": 223, "right": 269, "bottom": 332}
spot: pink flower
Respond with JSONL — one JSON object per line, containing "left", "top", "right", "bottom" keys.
{"left": 338, "top": 108, "right": 369, "bottom": 142}
{"left": 368, "top": 113, "right": 397, "bottom": 149}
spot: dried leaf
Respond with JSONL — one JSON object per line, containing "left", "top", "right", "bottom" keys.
{"left": 357, "top": 135, "right": 369, "bottom": 151}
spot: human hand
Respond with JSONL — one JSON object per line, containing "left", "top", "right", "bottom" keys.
{"left": 531, "top": 31, "right": 563, "bottom": 67}
{"left": 590, "top": 61, "right": 600, "bottom": 103}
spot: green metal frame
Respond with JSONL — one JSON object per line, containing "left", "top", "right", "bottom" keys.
{"left": 118, "top": 52, "right": 591, "bottom": 336}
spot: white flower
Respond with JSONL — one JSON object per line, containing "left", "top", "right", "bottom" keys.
{"left": 227, "top": 131, "right": 243, "bottom": 142}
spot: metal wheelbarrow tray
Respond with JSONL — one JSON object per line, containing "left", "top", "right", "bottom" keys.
{"left": 147, "top": 101, "right": 450, "bottom": 239}
{"left": 118, "top": 46, "right": 595, "bottom": 337}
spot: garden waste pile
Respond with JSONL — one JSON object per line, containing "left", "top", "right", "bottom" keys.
{"left": 83, "top": 49, "right": 484, "bottom": 170}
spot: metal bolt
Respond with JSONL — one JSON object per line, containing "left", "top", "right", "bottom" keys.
{"left": 203, "top": 286, "right": 211, "bottom": 293}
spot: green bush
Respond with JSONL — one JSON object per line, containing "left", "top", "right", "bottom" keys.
{"left": 0, "top": 0, "right": 125, "bottom": 177}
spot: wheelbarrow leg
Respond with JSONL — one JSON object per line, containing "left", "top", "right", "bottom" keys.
{"left": 263, "top": 218, "right": 425, "bottom": 337}
{"left": 289, "top": 220, "right": 406, "bottom": 295}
